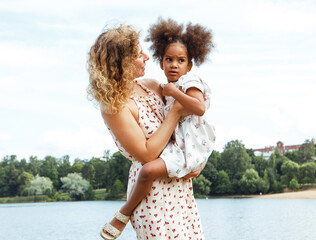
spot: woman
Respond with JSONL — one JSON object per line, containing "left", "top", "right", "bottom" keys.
{"left": 87, "top": 24, "right": 205, "bottom": 240}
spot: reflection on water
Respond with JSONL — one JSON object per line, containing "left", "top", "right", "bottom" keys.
{"left": 0, "top": 199, "right": 316, "bottom": 240}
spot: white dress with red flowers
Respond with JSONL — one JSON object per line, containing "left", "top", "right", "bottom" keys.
{"left": 160, "top": 73, "right": 216, "bottom": 178}
{"left": 107, "top": 79, "right": 205, "bottom": 240}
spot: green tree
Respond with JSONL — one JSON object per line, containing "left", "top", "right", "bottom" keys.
{"left": 0, "top": 166, "right": 8, "bottom": 197}
{"left": 298, "top": 139, "right": 316, "bottom": 163}
{"left": 111, "top": 179, "right": 125, "bottom": 195}
{"left": 268, "top": 148, "right": 288, "bottom": 181}
{"left": 90, "top": 157, "right": 107, "bottom": 189}
{"left": 28, "top": 175, "right": 53, "bottom": 195}
{"left": 17, "top": 171, "right": 34, "bottom": 196}
{"left": 193, "top": 174, "right": 211, "bottom": 197}
{"left": 104, "top": 152, "right": 132, "bottom": 192}
{"left": 284, "top": 151, "right": 299, "bottom": 163}
{"left": 61, "top": 173, "right": 90, "bottom": 200}
{"left": 2, "top": 155, "right": 20, "bottom": 196}
{"left": 253, "top": 155, "right": 268, "bottom": 178}
{"left": 57, "top": 155, "right": 72, "bottom": 179}
{"left": 239, "top": 169, "right": 265, "bottom": 194}
{"left": 271, "top": 180, "right": 284, "bottom": 193}
{"left": 298, "top": 162, "right": 316, "bottom": 184}
{"left": 27, "top": 156, "right": 42, "bottom": 176}
{"left": 41, "top": 156, "right": 59, "bottom": 189}
{"left": 220, "top": 140, "right": 252, "bottom": 180}
{"left": 202, "top": 151, "right": 220, "bottom": 194}
{"left": 262, "top": 169, "right": 270, "bottom": 193}
{"left": 214, "top": 170, "right": 231, "bottom": 194}
{"left": 281, "top": 160, "right": 299, "bottom": 186}
{"left": 289, "top": 178, "right": 299, "bottom": 190}
{"left": 71, "top": 159, "right": 84, "bottom": 173}
{"left": 81, "top": 161, "right": 96, "bottom": 187}
{"left": 219, "top": 140, "right": 252, "bottom": 193}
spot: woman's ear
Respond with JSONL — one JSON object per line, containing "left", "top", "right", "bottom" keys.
{"left": 160, "top": 61, "right": 164, "bottom": 70}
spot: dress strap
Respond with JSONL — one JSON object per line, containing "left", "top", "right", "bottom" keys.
{"left": 131, "top": 79, "right": 164, "bottom": 123}
{"left": 133, "top": 79, "right": 155, "bottom": 96}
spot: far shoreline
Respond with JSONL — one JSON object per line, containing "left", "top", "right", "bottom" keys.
{"left": 2, "top": 188, "right": 316, "bottom": 204}
{"left": 212, "top": 188, "right": 316, "bottom": 199}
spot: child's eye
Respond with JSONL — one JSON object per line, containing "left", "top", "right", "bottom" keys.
{"left": 179, "top": 59, "right": 185, "bottom": 63}
{"left": 166, "top": 58, "right": 172, "bottom": 62}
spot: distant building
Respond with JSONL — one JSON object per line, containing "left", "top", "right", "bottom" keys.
{"left": 253, "top": 138, "right": 316, "bottom": 158}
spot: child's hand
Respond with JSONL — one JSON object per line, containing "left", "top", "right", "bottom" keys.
{"left": 162, "top": 83, "right": 178, "bottom": 97}
{"left": 182, "top": 164, "right": 206, "bottom": 179}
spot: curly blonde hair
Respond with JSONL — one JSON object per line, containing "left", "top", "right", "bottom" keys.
{"left": 87, "top": 24, "right": 140, "bottom": 113}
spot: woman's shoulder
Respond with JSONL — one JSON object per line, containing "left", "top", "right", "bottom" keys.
{"left": 138, "top": 78, "right": 163, "bottom": 98}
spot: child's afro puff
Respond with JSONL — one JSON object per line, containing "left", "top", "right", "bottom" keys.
{"left": 146, "top": 17, "right": 214, "bottom": 66}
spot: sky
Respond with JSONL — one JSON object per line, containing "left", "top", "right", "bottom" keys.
{"left": 0, "top": 0, "right": 315, "bottom": 161}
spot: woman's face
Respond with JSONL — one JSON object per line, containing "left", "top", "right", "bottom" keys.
{"left": 132, "top": 44, "right": 149, "bottom": 79}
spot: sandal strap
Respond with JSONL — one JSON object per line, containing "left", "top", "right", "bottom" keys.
{"left": 103, "top": 223, "right": 120, "bottom": 238}
{"left": 114, "top": 211, "right": 130, "bottom": 224}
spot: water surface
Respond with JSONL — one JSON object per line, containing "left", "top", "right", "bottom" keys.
{"left": 1, "top": 199, "right": 315, "bottom": 240}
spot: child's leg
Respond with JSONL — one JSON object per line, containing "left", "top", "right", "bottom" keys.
{"left": 102, "top": 158, "right": 167, "bottom": 235}
{"left": 120, "top": 157, "right": 168, "bottom": 216}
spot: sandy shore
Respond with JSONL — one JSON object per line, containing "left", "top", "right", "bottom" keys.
{"left": 213, "top": 188, "right": 316, "bottom": 199}
{"left": 255, "top": 188, "right": 316, "bottom": 199}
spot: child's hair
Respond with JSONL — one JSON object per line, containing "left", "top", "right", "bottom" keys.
{"left": 87, "top": 24, "right": 140, "bottom": 113}
{"left": 146, "top": 18, "right": 214, "bottom": 66}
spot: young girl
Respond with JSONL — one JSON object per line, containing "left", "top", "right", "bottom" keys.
{"left": 100, "top": 18, "right": 215, "bottom": 240}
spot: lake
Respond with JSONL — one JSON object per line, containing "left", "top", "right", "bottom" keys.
{"left": 1, "top": 199, "right": 316, "bottom": 240}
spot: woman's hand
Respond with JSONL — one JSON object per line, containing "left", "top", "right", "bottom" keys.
{"left": 171, "top": 100, "right": 193, "bottom": 118}
{"left": 182, "top": 166, "right": 204, "bottom": 179}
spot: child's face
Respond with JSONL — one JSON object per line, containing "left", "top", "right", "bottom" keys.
{"left": 160, "top": 42, "right": 192, "bottom": 83}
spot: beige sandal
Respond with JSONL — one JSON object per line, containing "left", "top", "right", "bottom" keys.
{"left": 100, "top": 211, "right": 130, "bottom": 240}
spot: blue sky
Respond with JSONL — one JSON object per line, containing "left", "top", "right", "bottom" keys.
{"left": 0, "top": 0, "right": 315, "bottom": 160}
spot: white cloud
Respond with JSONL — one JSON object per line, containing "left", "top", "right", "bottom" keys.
{"left": 0, "top": 133, "right": 10, "bottom": 141}
{"left": 242, "top": 1, "right": 316, "bottom": 33}
{"left": 0, "top": 44, "right": 63, "bottom": 68}
{"left": 42, "top": 125, "right": 117, "bottom": 158}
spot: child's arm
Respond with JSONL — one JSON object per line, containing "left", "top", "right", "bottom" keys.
{"left": 162, "top": 83, "right": 205, "bottom": 116}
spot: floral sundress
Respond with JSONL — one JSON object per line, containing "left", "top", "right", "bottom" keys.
{"left": 107, "top": 79, "right": 205, "bottom": 240}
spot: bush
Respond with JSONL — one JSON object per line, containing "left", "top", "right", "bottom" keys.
{"left": 61, "top": 173, "right": 90, "bottom": 200}
{"left": 289, "top": 178, "right": 299, "bottom": 190}
{"left": 105, "top": 179, "right": 125, "bottom": 200}
{"left": 214, "top": 170, "right": 231, "bottom": 194}
{"left": 272, "top": 180, "right": 284, "bottom": 193}
{"left": 28, "top": 175, "right": 53, "bottom": 196}
{"left": 193, "top": 174, "right": 211, "bottom": 198}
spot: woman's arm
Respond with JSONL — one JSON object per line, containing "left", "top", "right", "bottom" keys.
{"left": 102, "top": 102, "right": 183, "bottom": 164}
{"left": 162, "top": 83, "right": 205, "bottom": 116}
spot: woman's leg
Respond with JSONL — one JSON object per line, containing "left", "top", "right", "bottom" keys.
{"left": 103, "top": 158, "right": 168, "bottom": 234}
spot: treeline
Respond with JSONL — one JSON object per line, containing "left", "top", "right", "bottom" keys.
{"left": 193, "top": 139, "right": 316, "bottom": 197}
{"left": 0, "top": 151, "right": 131, "bottom": 201}
{"left": 0, "top": 139, "right": 315, "bottom": 201}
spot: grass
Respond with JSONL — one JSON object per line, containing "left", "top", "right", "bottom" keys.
{"left": 94, "top": 188, "right": 107, "bottom": 200}
{"left": 0, "top": 195, "right": 49, "bottom": 203}
{"left": 0, "top": 188, "right": 125, "bottom": 203}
